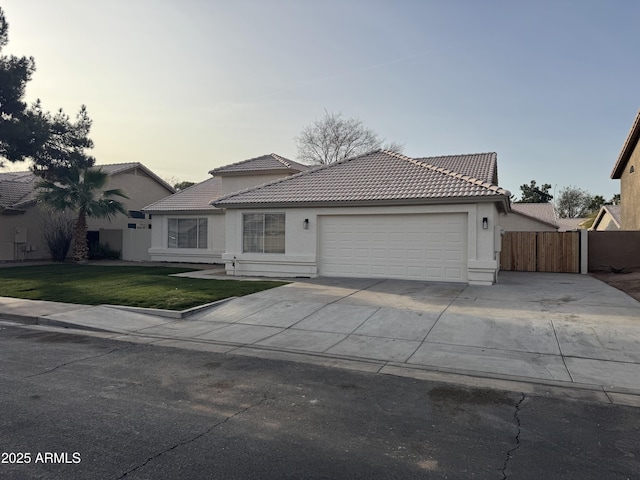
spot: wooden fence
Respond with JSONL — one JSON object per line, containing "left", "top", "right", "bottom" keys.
{"left": 500, "top": 231, "right": 580, "bottom": 273}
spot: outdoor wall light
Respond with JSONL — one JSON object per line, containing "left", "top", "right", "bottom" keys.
{"left": 482, "top": 217, "right": 489, "bottom": 229}
{"left": 303, "top": 218, "right": 309, "bottom": 229}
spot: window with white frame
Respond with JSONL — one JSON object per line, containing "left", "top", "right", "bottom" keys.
{"left": 243, "top": 213, "right": 285, "bottom": 253}
{"left": 168, "top": 218, "right": 207, "bottom": 249}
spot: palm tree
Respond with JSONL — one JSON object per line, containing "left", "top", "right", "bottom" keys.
{"left": 37, "top": 167, "right": 128, "bottom": 263}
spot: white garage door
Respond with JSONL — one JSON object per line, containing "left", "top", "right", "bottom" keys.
{"left": 318, "top": 214, "right": 467, "bottom": 282}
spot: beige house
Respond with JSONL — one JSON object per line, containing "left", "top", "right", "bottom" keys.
{"left": 611, "top": 109, "right": 640, "bottom": 230}
{"left": 0, "top": 163, "right": 174, "bottom": 261}
{"left": 590, "top": 205, "right": 622, "bottom": 231}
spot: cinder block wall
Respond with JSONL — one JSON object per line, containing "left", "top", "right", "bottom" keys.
{"left": 588, "top": 231, "right": 640, "bottom": 271}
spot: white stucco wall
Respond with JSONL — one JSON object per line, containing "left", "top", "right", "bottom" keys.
{"left": 148, "top": 212, "right": 226, "bottom": 263}
{"left": 221, "top": 202, "right": 502, "bottom": 285}
{"left": 122, "top": 229, "right": 152, "bottom": 261}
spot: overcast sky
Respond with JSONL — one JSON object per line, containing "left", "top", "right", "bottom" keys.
{"left": 2, "top": 0, "right": 638, "bottom": 199}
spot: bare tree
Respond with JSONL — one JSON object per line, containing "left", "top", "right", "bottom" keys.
{"left": 555, "top": 186, "right": 594, "bottom": 218}
{"left": 295, "top": 110, "right": 403, "bottom": 165}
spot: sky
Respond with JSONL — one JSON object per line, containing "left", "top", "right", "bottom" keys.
{"left": 1, "top": 0, "right": 638, "bottom": 199}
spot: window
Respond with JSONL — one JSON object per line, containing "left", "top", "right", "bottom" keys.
{"left": 243, "top": 213, "right": 285, "bottom": 253}
{"left": 168, "top": 218, "right": 207, "bottom": 249}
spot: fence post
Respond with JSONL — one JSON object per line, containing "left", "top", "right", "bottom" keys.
{"left": 580, "top": 229, "right": 588, "bottom": 274}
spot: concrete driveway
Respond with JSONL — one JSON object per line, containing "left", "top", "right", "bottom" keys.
{"left": 5, "top": 271, "right": 640, "bottom": 401}
{"left": 164, "top": 271, "right": 639, "bottom": 393}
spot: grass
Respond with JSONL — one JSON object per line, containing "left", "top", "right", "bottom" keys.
{"left": 0, "top": 264, "right": 287, "bottom": 310}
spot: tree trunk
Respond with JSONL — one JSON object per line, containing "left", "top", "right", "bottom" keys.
{"left": 72, "top": 209, "right": 89, "bottom": 263}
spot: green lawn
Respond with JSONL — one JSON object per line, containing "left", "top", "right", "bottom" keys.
{"left": 0, "top": 265, "right": 287, "bottom": 310}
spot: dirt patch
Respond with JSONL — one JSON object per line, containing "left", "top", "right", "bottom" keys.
{"left": 591, "top": 269, "right": 640, "bottom": 302}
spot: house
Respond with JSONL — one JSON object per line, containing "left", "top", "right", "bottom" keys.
{"left": 0, "top": 163, "right": 175, "bottom": 261}
{"left": 142, "top": 154, "right": 308, "bottom": 264}
{"left": 212, "top": 150, "right": 511, "bottom": 285}
{"left": 500, "top": 203, "right": 558, "bottom": 231}
{"left": 556, "top": 217, "right": 589, "bottom": 232}
{"left": 611, "top": 108, "right": 640, "bottom": 229}
{"left": 590, "top": 205, "right": 622, "bottom": 231}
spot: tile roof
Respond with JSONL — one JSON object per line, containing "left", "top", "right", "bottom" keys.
{"left": 98, "top": 163, "right": 142, "bottom": 174}
{"left": 605, "top": 204, "right": 622, "bottom": 225}
{"left": 510, "top": 203, "right": 558, "bottom": 228}
{"left": 208, "top": 153, "right": 308, "bottom": 176}
{"left": 143, "top": 177, "right": 223, "bottom": 213}
{"left": 0, "top": 178, "right": 38, "bottom": 209}
{"left": 591, "top": 204, "right": 622, "bottom": 230}
{"left": 556, "top": 218, "right": 587, "bottom": 232}
{"left": 0, "top": 163, "right": 174, "bottom": 212}
{"left": 213, "top": 150, "right": 510, "bottom": 208}
{"left": 415, "top": 152, "right": 498, "bottom": 184}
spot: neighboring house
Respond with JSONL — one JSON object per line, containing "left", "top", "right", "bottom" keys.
{"left": 611, "top": 108, "right": 640, "bottom": 229}
{"left": 213, "top": 150, "right": 511, "bottom": 286}
{"left": 556, "top": 217, "right": 589, "bottom": 232}
{"left": 143, "top": 154, "right": 308, "bottom": 264}
{"left": 0, "top": 163, "right": 175, "bottom": 261}
{"left": 590, "top": 205, "right": 622, "bottom": 231}
{"left": 500, "top": 203, "right": 558, "bottom": 231}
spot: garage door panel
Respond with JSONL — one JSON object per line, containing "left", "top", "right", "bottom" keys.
{"left": 406, "top": 266, "right": 423, "bottom": 276}
{"left": 389, "top": 232, "right": 404, "bottom": 242}
{"left": 319, "top": 214, "right": 467, "bottom": 282}
{"left": 371, "top": 265, "right": 386, "bottom": 275}
{"left": 445, "top": 250, "right": 463, "bottom": 261}
{"left": 426, "top": 232, "right": 442, "bottom": 242}
{"left": 407, "top": 249, "right": 423, "bottom": 260}
{"left": 445, "top": 268, "right": 464, "bottom": 280}
{"left": 389, "top": 249, "right": 405, "bottom": 259}
{"left": 389, "top": 266, "right": 405, "bottom": 276}
{"left": 426, "top": 267, "right": 444, "bottom": 278}
{"left": 426, "top": 250, "right": 442, "bottom": 260}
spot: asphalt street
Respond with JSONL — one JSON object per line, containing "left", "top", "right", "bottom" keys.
{"left": 1, "top": 323, "right": 639, "bottom": 480}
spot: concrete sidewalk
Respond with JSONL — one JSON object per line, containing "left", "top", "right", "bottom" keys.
{"left": 1, "top": 271, "right": 640, "bottom": 405}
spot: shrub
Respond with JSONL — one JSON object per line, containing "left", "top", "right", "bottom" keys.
{"left": 88, "top": 242, "right": 121, "bottom": 260}
{"left": 41, "top": 212, "right": 74, "bottom": 262}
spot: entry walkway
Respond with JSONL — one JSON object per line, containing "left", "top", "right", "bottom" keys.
{"left": 1, "top": 272, "right": 639, "bottom": 405}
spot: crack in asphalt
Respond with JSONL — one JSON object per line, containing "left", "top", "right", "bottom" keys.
{"left": 24, "top": 346, "right": 130, "bottom": 378}
{"left": 115, "top": 394, "right": 270, "bottom": 479}
{"left": 501, "top": 393, "right": 525, "bottom": 480}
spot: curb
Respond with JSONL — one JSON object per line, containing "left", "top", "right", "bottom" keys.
{"left": 102, "top": 297, "right": 236, "bottom": 319}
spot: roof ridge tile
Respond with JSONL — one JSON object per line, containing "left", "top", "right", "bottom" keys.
{"left": 407, "top": 157, "right": 510, "bottom": 197}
